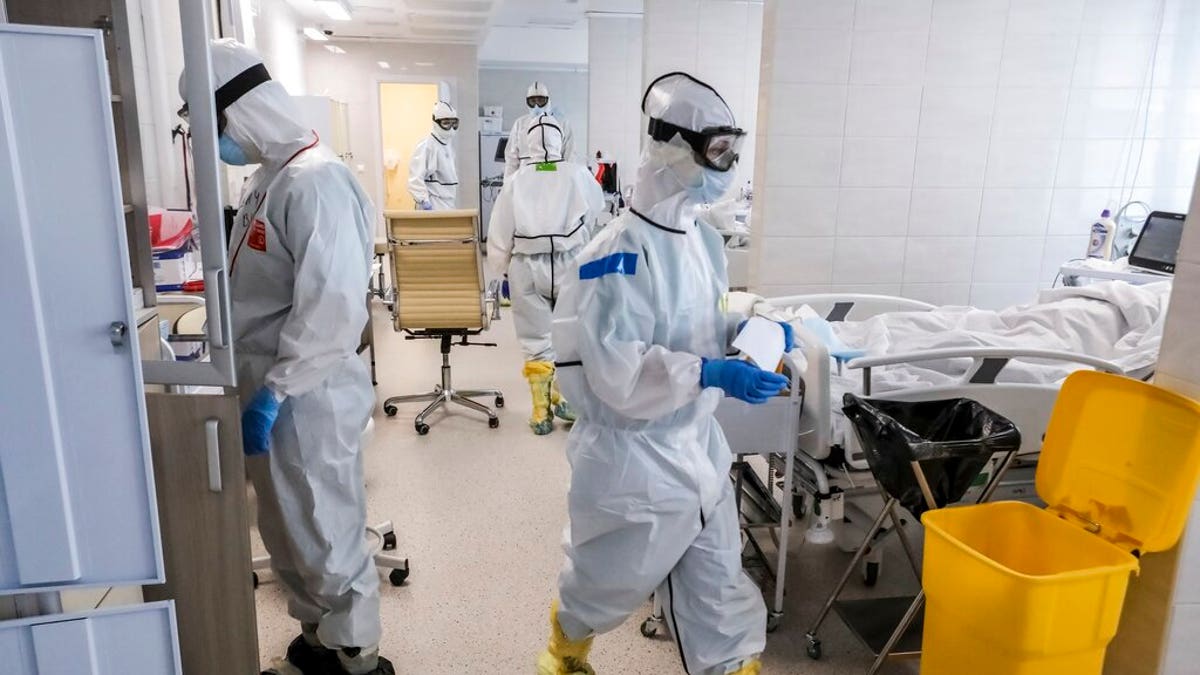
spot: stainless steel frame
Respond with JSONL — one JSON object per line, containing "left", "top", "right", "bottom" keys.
{"left": 141, "top": 0, "right": 236, "bottom": 388}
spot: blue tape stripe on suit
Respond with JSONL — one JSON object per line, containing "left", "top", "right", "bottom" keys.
{"left": 578, "top": 252, "right": 639, "bottom": 280}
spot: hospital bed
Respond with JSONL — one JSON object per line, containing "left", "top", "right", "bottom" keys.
{"left": 724, "top": 291, "right": 1145, "bottom": 584}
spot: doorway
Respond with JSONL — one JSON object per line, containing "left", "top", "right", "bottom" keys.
{"left": 378, "top": 82, "right": 441, "bottom": 211}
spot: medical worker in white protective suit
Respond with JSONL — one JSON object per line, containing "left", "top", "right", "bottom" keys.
{"left": 408, "top": 100, "right": 459, "bottom": 210}
{"left": 487, "top": 114, "right": 604, "bottom": 435}
{"left": 180, "top": 39, "right": 390, "bottom": 675}
{"left": 504, "top": 81, "right": 575, "bottom": 180}
{"left": 537, "top": 72, "right": 794, "bottom": 675}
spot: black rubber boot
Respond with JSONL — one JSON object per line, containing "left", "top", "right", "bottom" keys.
{"left": 337, "top": 649, "right": 395, "bottom": 675}
{"left": 261, "top": 635, "right": 341, "bottom": 675}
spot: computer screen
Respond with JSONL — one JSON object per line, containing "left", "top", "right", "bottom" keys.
{"left": 494, "top": 137, "right": 508, "bottom": 162}
{"left": 1130, "top": 211, "right": 1186, "bottom": 273}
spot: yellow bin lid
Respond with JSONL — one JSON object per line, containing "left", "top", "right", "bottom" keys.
{"left": 1037, "top": 371, "right": 1200, "bottom": 554}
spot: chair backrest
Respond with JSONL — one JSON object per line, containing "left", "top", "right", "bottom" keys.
{"left": 386, "top": 209, "right": 486, "bottom": 332}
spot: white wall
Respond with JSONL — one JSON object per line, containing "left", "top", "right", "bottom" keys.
{"left": 588, "top": 13, "right": 643, "bottom": 183}
{"left": 478, "top": 25, "right": 588, "bottom": 68}
{"left": 241, "top": 0, "right": 307, "bottom": 95}
{"left": 642, "top": 0, "right": 763, "bottom": 192}
{"left": 306, "top": 40, "right": 480, "bottom": 237}
{"left": 478, "top": 67, "right": 589, "bottom": 148}
{"left": 1154, "top": 163, "right": 1200, "bottom": 674}
{"left": 751, "top": 0, "right": 1200, "bottom": 307}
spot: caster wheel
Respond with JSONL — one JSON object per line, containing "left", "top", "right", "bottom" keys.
{"left": 495, "top": 396, "right": 505, "bottom": 408}
{"left": 252, "top": 572, "right": 259, "bottom": 589}
{"left": 415, "top": 422, "right": 430, "bottom": 435}
{"left": 806, "top": 638, "right": 822, "bottom": 660}
{"left": 386, "top": 304, "right": 394, "bottom": 312}
{"left": 382, "top": 531, "right": 397, "bottom": 551}
{"left": 489, "top": 417, "right": 500, "bottom": 429}
{"left": 384, "top": 404, "right": 398, "bottom": 417}
{"left": 862, "top": 560, "right": 880, "bottom": 587}
{"left": 639, "top": 618, "right": 659, "bottom": 638}
{"left": 766, "top": 613, "right": 782, "bottom": 633}
{"left": 792, "top": 494, "right": 807, "bottom": 520}
{"left": 389, "top": 564, "right": 410, "bottom": 586}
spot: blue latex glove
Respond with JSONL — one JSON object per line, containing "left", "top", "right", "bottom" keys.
{"left": 737, "top": 319, "right": 796, "bottom": 353}
{"left": 418, "top": 200, "right": 433, "bottom": 211}
{"left": 241, "top": 386, "right": 282, "bottom": 456}
{"left": 700, "top": 358, "right": 789, "bottom": 404}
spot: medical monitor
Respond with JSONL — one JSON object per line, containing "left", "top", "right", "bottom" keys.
{"left": 494, "top": 137, "right": 508, "bottom": 162}
{"left": 1129, "top": 211, "right": 1186, "bottom": 274}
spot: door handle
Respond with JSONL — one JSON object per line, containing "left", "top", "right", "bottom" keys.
{"left": 109, "top": 321, "right": 128, "bottom": 347}
{"left": 205, "top": 418, "right": 222, "bottom": 493}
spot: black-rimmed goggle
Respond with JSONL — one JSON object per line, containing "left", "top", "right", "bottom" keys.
{"left": 177, "top": 63, "right": 272, "bottom": 136}
{"left": 527, "top": 95, "right": 549, "bottom": 108}
{"left": 647, "top": 117, "right": 745, "bottom": 172}
{"left": 435, "top": 117, "right": 460, "bottom": 131}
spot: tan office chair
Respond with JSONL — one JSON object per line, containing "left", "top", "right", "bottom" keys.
{"left": 382, "top": 209, "right": 504, "bottom": 435}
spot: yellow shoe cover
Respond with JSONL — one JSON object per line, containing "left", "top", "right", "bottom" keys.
{"left": 524, "top": 361, "right": 555, "bottom": 434}
{"left": 727, "top": 659, "right": 762, "bottom": 675}
{"left": 548, "top": 375, "right": 576, "bottom": 422}
{"left": 536, "top": 601, "right": 594, "bottom": 675}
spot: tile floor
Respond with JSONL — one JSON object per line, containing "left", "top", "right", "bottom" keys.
{"left": 250, "top": 303, "right": 921, "bottom": 674}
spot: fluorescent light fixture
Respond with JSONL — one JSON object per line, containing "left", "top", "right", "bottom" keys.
{"left": 325, "top": 44, "right": 346, "bottom": 54}
{"left": 303, "top": 27, "right": 329, "bottom": 41}
{"left": 377, "top": 61, "right": 391, "bottom": 69}
{"left": 316, "top": 0, "right": 353, "bottom": 21}
{"left": 414, "top": 61, "right": 434, "bottom": 67}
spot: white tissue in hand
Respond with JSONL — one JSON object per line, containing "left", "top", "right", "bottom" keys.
{"left": 732, "top": 316, "right": 785, "bottom": 370}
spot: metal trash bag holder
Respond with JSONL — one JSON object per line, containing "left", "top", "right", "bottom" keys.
{"left": 803, "top": 394, "right": 1021, "bottom": 673}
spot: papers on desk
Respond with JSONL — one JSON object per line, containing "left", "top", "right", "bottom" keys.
{"left": 733, "top": 316, "right": 786, "bottom": 371}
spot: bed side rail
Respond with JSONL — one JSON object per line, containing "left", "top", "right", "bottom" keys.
{"left": 764, "top": 293, "right": 937, "bottom": 322}
{"left": 847, "top": 348, "right": 1126, "bottom": 395}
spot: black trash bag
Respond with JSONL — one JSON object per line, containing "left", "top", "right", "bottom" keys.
{"left": 842, "top": 394, "right": 1022, "bottom": 517}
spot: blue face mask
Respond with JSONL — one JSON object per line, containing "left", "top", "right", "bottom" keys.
{"left": 528, "top": 105, "right": 546, "bottom": 116}
{"left": 218, "top": 133, "right": 249, "bottom": 166}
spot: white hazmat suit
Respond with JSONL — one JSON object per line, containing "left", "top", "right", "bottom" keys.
{"left": 487, "top": 114, "right": 604, "bottom": 434}
{"left": 408, "top": 100, "right": 459, "bottom": 210}
{"left": 543, "top": 73, "right": 765, "bottom": 675}
{"left": 187, "top": 40, "right": 385, "bottom": 674}
{"left": 504, "top": 81, "right": 575, "bottom": 180}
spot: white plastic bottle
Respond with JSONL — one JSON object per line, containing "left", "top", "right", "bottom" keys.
{"left": 1086, "top": 209, "right": 1117, "bottom": 260}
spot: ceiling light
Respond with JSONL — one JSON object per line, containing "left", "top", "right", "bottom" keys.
{"left": 414, "top": 61, "right": 434, "bottom": 67}
{"left": 325, "top": 44, "right": 346, "bottom": 54}
{"left": 316, "top": 0, "right": 353, "bottom": 21}
{"left": 377, "top": 61, "right": 390, "bottom": 69}
{"left": 303, "top": 27, "right": 329, "bottom": 41}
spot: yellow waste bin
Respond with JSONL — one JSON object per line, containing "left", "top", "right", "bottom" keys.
{"left": 920, "top": 371, "right": 1200, "bottom": 675}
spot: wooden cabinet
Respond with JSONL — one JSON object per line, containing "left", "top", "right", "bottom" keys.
{"left": 143, "top": 394, "right": 259, "bottom": 675}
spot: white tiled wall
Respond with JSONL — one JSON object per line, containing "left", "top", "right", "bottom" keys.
{"left": 753, "top": 0, "right": 1200, "bottom": 306}
{"left": 642, "top": 0, "right": 763, "bottom": 191}
{"left": 588, "top": 15, "right": 643, "bottom": 182}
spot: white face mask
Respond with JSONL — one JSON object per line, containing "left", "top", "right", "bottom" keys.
{"left": 667, "top": 147, "right": 735, "bottom": 204}
{"left": 433, "top": 126, "right": 456, "bottom": 143}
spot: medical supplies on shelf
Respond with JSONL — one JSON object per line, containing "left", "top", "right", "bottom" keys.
{"left": 149, "top": 208, "right": 201, "bottom": 292}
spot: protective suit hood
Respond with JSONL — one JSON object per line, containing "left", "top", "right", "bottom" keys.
{"left": 179, "top": 38, "right": 314, "bottom": 167}
{"left": 525, "top": 114, "right": 564, "bottom": 163}
{"left": 632, "top": 72, "right": 740, "bottom": 223}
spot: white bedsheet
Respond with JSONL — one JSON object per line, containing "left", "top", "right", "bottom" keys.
{"left": 756, "top": 281, "right": 1172, "bottom": 449}
{"left": 829, "top": 281, "right": 1171, "bottom": 391}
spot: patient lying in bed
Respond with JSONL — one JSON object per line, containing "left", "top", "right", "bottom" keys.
{"left": 751, "top": 280, "right": 1172, "bottom": 455}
